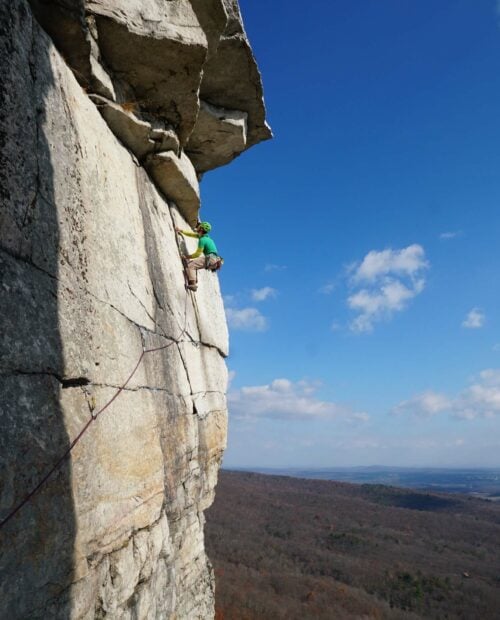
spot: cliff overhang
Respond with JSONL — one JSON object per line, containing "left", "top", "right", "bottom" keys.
{"left": 28, "top": 0, "right": 272, "bottom": 225}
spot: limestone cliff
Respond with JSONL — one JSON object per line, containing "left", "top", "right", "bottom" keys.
{"left": 0, "top": 1, "right": 270, "bottom": 617}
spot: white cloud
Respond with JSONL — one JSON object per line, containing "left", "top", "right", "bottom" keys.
{"left": 225, "top": 307, "right": 268, "bottom": 331}
{"left": 457, "top": 369, "right": 500, "bottom": 419}
{"left": 251, "top": 286, "right": 277, "bottom": 302}
{"left": 347, "top": 245, "right": 428, "bottom": 333}
{"left": 439, "top": 231, "right": 461, "bottom": 240}
{"left": 392, "top": 390, "right": 451, "bottom": 418}
{"left": 349, "top": 279, "right": 422, "bottom": 315}
{"left": 228, "top": 378, "right": 369, "bottom": 422}
{"left": 347, "top": 244, "right": 429, "bottom": 333}
{"left": 264, "top": 263, "right": 287, "bottom": 272}
{"left": 351, "top": 244, "right": 428, "bottom": 284}
{"left": 393, "top": 369, "right": 500, "bottom": 421}
{"left": 225, "top": 288, "right": 274, "bottom": 330}
{"left": 462, "top": 308, "right": 485, "bottom": 329}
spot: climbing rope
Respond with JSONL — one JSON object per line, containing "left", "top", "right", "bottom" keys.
{"left": 0, "top": 272, "right": 191, "bottom": 532}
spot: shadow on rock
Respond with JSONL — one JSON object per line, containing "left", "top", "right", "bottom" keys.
{"left": 0, "top": 2, "right": 76, "bottom": 617}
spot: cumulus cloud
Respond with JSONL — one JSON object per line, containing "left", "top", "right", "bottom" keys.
{"left": 462, "top": 308, "right": 485, "bottom": 329}
{"left": 347, "top": 244, "right": 428, "bottom": 332}
{"left": 393, "top": 369, "right": 500, "bottom": 420}
{"left": 251, "top": 286, "right": 277, "bottom": 302}
{"left": 351, "top": 244, "right": 428, "bottom": 284}
{"left": 228, "top": 378, "right": 369, "bottom": 422}
{"left": 225, "top": 287, "right": 274, "bottom": 330}
{"left": 458, "top": 369, "right": 500, "bottom": 419}
{"left": 225, "top": 307, "right": 268, "bottom": 331}
{"left": 392, "top": 391, "right": 452, "bottom": 418}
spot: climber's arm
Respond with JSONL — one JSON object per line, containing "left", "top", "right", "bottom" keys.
{"left": 186, "top": 247, "right": 203, "bottom": 259}
{"left": 178, "top": 230, "right": 205, "bottom": 259}
{"left": 176, "top": 228, "right": 199, "bottom": 238}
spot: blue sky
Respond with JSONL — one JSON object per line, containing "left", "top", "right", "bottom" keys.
{"left": 201, "top": 0, "right": 500, "bottom": 468}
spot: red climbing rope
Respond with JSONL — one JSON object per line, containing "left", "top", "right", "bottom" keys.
{"left": 0, "top": 292, "right": 191, "bottom": 531}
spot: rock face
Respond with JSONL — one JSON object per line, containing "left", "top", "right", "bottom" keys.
{"left": 0, "top": 0, "right": 269, "bottom": 618}
{"left": 186, "top": 101, "right": 248, "bottom": 174}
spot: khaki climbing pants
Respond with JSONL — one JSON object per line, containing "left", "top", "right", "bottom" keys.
{"left": 186, "top": 255, "right": 218, "bottom": 284}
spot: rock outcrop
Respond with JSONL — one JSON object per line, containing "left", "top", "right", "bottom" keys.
{"left": 0, "top": 0, "right": 270, "bottom": 618}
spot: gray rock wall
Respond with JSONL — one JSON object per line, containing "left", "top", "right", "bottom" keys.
{"left": 0, "top": 0, "right": 269, "bottom": 617}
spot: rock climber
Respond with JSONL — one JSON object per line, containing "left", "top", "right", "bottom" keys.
{"left": 176, "top": 221, "right": 220, "bottom": 291}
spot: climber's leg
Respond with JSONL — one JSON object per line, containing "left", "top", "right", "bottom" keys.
{"left": 185, "top": 256, "right": 206, "bottom": 290}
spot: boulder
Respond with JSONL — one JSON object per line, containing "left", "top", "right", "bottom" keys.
{"left": 222, "top": 0, "right": 246, "bottom": 36}
{"left": 145, "top": 151, "right": 200, "bottom": 227}
{"left": 189, "top": 0, "right": 228, "bottom": 59}
{"left": 89, "top": 0, "right": 209, "bottom": 145}
{"left": 27, "top": 0, "right": 272, "bottom": 188}
{"left": 28, "top": 0, "right": 116, "bottom": 99}
{"left": 200, "top": 33, "right": 272, "bottom": 148}
{"left": 186, "top": 100, "right": 248, "bottom": 173}
{"left": 90, "top": 94, "right": 179, "bottom": 161}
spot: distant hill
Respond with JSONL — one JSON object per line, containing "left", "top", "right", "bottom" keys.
{"left": 205, "top": 471, "right": 500, "bottom": 619}
{"left": 239, "top": 466, "right": 500, "bottom": 500}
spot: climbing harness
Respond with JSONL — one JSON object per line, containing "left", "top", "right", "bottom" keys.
{"left": 206, "top": 254, "right": 224, "bottom": 272}
{"left": 176, "top": 223, "right": 223, "bottom": 281}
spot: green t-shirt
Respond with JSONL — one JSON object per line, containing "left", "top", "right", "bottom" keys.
{"left": 198, "top": 235, "right": 218, "bottom": 256}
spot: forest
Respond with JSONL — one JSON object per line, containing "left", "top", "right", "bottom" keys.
{"left": 205, "top": 471, "right": 500, "bottom": 619}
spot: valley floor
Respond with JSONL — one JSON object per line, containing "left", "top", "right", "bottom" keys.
{"left": 205, "top": 471, "right": 500, "bottom": 619}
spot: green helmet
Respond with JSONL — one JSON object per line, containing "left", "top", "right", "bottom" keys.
{"left": 198, "top": 221, "right": 211, "bottom": 233}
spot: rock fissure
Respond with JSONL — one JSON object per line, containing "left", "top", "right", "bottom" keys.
{"left": 127, "top": 281, "right": 158, "bottom": 328}
{"left": 150, "top": 280, "right": 165, "bottom": 311}
{"left": 176, "top": 341, "right": 195, "bottom": 397}
{"left": 0, "top": 244, "right": 58, "bottom": 282}
{"left": 87, "top": 508, "right": 166, "bottom": 564}
{"left": 0, "top": 368, "right": 65, "bottom": 383}
{"left": 61, "top": 376, "right": 92, "bottom": 388}
{"left": 196, "top": 338, "right": 227, "bottom": 358}
{"left": 88, "top": 288, "right": 167, "bottom": 337}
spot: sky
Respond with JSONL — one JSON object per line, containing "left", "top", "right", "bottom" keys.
{"left": 201, "top": 0, "right": 500, "bottom": 469}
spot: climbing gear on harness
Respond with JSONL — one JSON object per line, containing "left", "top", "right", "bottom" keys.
{"left": 206, "top": 254, "right": 224, "bottom": 272}
{"left": 197, "top": 221, "right": 211, "bottom": 233}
